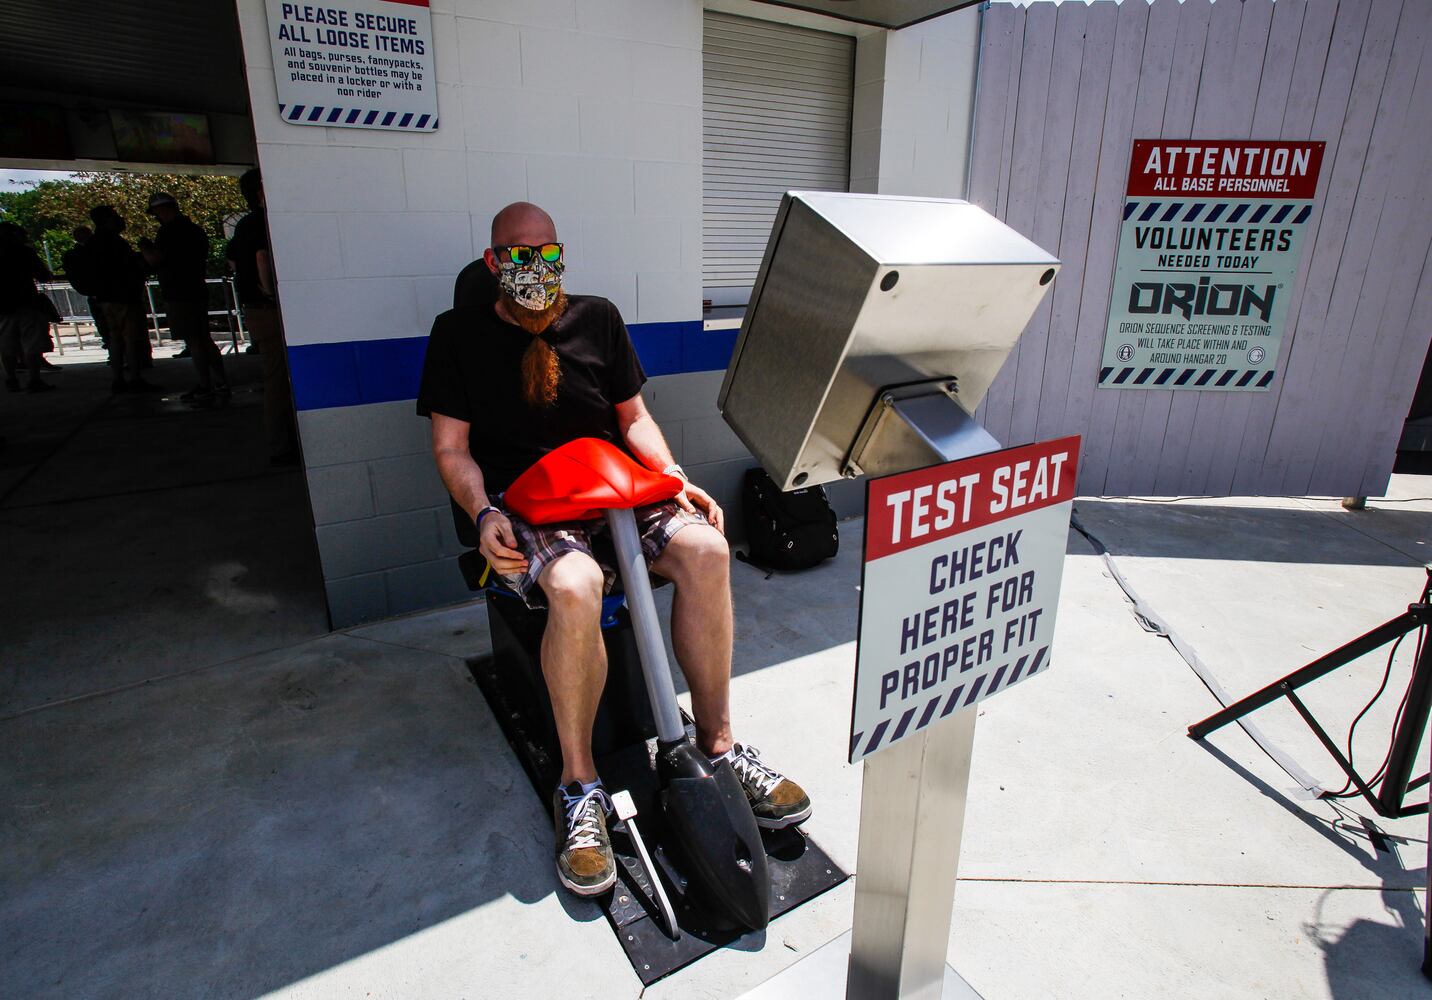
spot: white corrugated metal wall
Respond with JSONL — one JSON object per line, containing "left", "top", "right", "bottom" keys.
{"left": 702, "top": 11, "right": 855, "bottom": 291}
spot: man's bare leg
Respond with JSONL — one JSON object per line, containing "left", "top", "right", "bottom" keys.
{"left": 538, "top": 551, "right": 608, "bottom": 785}
{"left": 651, "top": 523, "right": 735, "bottom": 757}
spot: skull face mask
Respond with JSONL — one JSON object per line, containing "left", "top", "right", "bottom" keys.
{"left": 496, "top": 247, "right": 565, "bottom": 312}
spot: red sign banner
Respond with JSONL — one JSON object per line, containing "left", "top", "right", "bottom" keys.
{"left": 864, "top": 437, "right": 1081, "bottom": 562}
{"left": 1126, "top": 140, "right": 1324, "bottom": 199}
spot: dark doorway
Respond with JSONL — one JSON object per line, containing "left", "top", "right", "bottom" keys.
{"left": 0, "top": 4, "right": 328, "bottom": 716}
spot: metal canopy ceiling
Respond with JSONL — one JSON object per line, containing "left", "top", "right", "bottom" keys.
{"left": 0, "top": 0, "right": 248, "bottom": 115}
{"left": 0, "top": 1, "right": 978, "bottom": 117}
{"left": 751, "top": 1, "right": 984, "bottom": 30}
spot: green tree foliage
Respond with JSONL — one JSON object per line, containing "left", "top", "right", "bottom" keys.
{"left": 0, "top": 172, "right": 245, "bottom": 278}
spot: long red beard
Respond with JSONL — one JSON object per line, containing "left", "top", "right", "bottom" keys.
{"left": 508, "top": 290, "right": 567, "bottom": 407}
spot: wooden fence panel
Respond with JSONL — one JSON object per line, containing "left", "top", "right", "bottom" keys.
{"left": 969, "top": 0, "right": 1432, "bottom": 497}
{"left": 1010, "top": 0, "right": 1086, "bottom": 448}
{"left": 1066, "top": 0, "right": 1150, "bottom": 491}
{"left": 1310, "top": 4, "right": 1430, "bottom": 495}
{"left": 1036, "top": 0, "right": 1118, "bottom": 444}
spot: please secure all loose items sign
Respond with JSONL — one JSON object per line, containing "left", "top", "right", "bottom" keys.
{"left": 1099, "top": 139, "right": 1324, "bottom": 392}
{"left": 266, "top": 1, "right": 438, "bottom": 131}
{"left": 849, "top": 437, "right": 1080, "bottom": 763}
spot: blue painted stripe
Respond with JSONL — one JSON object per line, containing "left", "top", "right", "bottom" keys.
{"left": 1124, "top": 202, "right": 1139, "bottom": 221}
{"left": 940, "top": 684, "right": 967, "bottom": 718}
{"left": 417, "top": 114, "right": 431, "bottom": 129}
{"left": 399, "top": 112, "right": 414, "bottom": 128}
{"left": 1006, "top": 652, "right": 1031, "bottom": 687}
{"left": 288, "top": 320, "right": 719, "bottom": 411}
{"left": 1294, "top": 204, "right": 1312, "bottom": 224}
{"left": 1183, "top": 203, "right": 1206, "bottom": 222}
{"left": 1248, "top": 204, "right": 1271, "bottom": 224}
{"left": 1025, "top": 646, "right": 1048, "bottom": 676}
{"left": 1270, "top": 204, "right": 1293, "bottom": 224}
{"left": 862, "top": 720, "right": 891, "bottom": 757}
{"left": 346, "top": 108, "right": 361, "bottom": 124}
{"left": 1160, "top": 202, "right": 1184, "bottom": 222}
{"left": 1139, "top": 202, "right": 1161, "bottom": 221}
{"left": 915, "top": 695, "right": 941, "bottom": 731}
{"left": 890, "top": 705, "right": 918, "bottom": 742}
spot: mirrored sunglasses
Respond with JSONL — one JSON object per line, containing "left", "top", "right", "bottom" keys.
{"left": 500, "top": 242, "right": 563, "bottom": 266}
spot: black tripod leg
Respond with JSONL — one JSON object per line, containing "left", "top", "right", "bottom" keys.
{"left": 1282, "top": 687, "right": 1385, "bottom": 815}
{"left": 1189, "top": 612, "right": 1421, "bottom": 740}
{"left": 1377, "top": 633, "right": 1432, "bottom": 818}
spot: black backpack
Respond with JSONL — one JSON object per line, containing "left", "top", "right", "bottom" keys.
{"left": 739, "top": 467, "right": 838, "bottom": 571}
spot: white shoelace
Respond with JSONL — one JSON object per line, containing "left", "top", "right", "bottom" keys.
{"left": 562, "top": 787, "right": 612, "bottom": 850}
{"left": 728, "top": 744, "right": 784, "bottom": 798}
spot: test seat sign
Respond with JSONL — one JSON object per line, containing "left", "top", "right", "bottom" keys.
{"left": 850, "top": 437, "right": 1080, "bottom": 762}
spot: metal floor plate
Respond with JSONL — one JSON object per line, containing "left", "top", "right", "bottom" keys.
{"left": 469, "top": 655, "right": 851, "bottom": 986}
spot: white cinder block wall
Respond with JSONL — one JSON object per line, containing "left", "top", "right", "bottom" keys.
{"left": 232, "top": 0, "right": 980, "bottom": 627}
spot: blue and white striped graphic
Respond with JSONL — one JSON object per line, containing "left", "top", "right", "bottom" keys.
{"left": 1122, "top": 200, "right": 1313, "bottom": 225}
{"left": 279, "top": 104, "right": 437, "bottom": 131}
{"left": 1100, "top": 195, "right": 1314, "bottom": 393}
{"left": 1099, "top": 366, "right": 1276, "bottom": 389}
{"left": 851, "top": 645, "right": 1049, "bottom": 760}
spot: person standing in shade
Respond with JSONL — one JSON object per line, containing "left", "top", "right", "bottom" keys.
{"left": 87, "top": 205, "right": 158, "bottom": 393}
{"left": 140, "top": 192, "right": 226, "bottom": 400}
{"left": 226, "top": 169, "right": 296, "bottom": 463}
{"left": 62, "top": 225, "right": 109, "bottom": 354}
{"left": 0, "top": 222, "right": 55, "bottom": 394}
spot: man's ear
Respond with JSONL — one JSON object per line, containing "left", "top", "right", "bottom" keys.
{"left": 483, "top": 247, "right": 499, "bottom": 274}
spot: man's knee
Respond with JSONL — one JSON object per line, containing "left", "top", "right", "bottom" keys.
{"left": 539, "top": 551, "right": 604, "bottom": 613}
{"left": 660, "top": 525, "right": 730, "bottom": 584}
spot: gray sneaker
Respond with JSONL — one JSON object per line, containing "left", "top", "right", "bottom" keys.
{"left": 727, "top": 744, "right": 812, "bottom": 830}
{"left": 553, "top": 782, "right": 617, "bottom": 896}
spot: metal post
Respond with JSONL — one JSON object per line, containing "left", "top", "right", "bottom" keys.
{"left": 604, "top": 507, "right": 686, "bottom": 743}
{"left": 1377, "top": 629, "right": 1432, "bottom": 818}
{"left": 144, "top": 281, "right": 163, "bottom": 347}
{"left": 229, "top": 277, "right": 249, "bottom": 347}
{"left": 848, "top": 705, "right": 978, "bottom": 999}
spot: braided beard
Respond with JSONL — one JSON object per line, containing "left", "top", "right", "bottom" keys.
{"left": 505, "top": 289, "right": 568, "bottom": 407}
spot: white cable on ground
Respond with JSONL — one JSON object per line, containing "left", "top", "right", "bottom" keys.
{"left": 1070, "top": 506, "right": 1325, "bottom": 799}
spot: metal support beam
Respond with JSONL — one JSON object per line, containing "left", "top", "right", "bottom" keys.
{"left": 848, "top": 706, "right": 979, "bottom": 998}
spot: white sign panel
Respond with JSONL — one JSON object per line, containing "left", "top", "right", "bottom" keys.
{"left": 1099, "top": 140, "right": 1325, "bottom": 391}
{"left": 266, "top": 0, "right": 438, "bottom": 132}
{"left": 850, "top": 437, "right": 1081, "bottom": 763}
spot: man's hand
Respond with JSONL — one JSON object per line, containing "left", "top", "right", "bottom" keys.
{"left": 479, "top": 511, "right": 529, "bottom": 576}
{"left": 676, "top": 480, "right": 725, "bottom": 535}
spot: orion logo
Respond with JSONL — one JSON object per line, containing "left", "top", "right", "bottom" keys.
{"left": 1128, "top": 276, "right": 1276, "bottom": 322}
{"left": 1248, "top": 346, "right": 1266, "bottom": 364}
{"left": 1116, "top": 344, "right": 1135, "bottom": 362}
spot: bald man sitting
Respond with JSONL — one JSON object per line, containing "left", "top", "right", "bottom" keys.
{"left": 418, "top": 203, "right": 811, "bottom": 897}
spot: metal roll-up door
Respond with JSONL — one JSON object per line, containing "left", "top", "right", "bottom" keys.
{"left": 703, "top": 11, "right": 854, "bottom": 295}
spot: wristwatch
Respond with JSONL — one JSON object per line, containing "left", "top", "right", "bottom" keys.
{"left": 474, "top": 505, "right": 501, "bottom": 530}
{"left": 662, "top": 463, "right": 687, "bottom": 481}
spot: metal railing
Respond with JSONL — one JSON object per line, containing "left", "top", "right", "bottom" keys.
{"left": 40, "top": 277, "right": 250, "bottom": 356}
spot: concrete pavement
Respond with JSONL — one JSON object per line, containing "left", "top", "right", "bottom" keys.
{"left": 3, "top": 458, "right": 1430, "bottom": 997}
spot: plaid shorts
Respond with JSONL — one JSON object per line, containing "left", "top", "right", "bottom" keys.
{"left": 493, "top": 497, "right": 707, "bottom": 610}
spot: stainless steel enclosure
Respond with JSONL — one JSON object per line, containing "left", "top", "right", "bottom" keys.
{"left": 718, "top": 192, "right": 1059, "bottom": 491}
{"left": 723, "top": 192, "right": 1062, "bottom": 999}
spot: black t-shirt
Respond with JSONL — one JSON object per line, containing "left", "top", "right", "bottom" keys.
{"left": 153, "top": 214, "right": 209, "bottom": 301}
{"left": 225, "top": 213, "right": 274, "bottom": 307}
{"left": 0, "top": 241, "right": 49, "bottom": 314}
{"left": 416, "top": 295, "right": 647, "bottom": 493}
{"left": 87, "top": 231, "right": 146, "bottom": 303}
